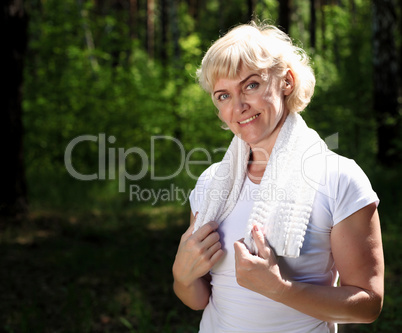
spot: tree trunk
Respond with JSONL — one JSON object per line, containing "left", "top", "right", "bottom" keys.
{"left": 398, "top": 0, "right": 402, "bottom": 101}
{"left": 372, "top": 0, "right": 400, "bottom": 165}
{"left": 77, "top": 0, "right": 99, "bottom": 72}
{"left": 129, "top": 0, "right": 138, "bottom": 40}
{"left": 188, "top": 0, "right": 198, "bottom": 19}
{"left": 310, "top": 0, "right": 316, "bottom": 49}
{"left": 160, "top": 0, "right": 168, "bottom": 65}
{"left": 169, "top": 0, "right": 180, "bottom": 65}
{"left": 349, "top": 0, "right": 356, "bottom": 24}
{"left": 218, "top": 0, "right": 225, "bottom": 33}
{"left": 247, "top": 0, "right": 257, "bottom": 21}
{"left": 320, "top": 0, "right": 327, "bottom": 51}
{"left": 147, "top": 0, "right": 155, "bottom": 58}
{"left": 278, "top": 0, "right": 290, "bottom": 33}
{"left": 0, "top": 0, "right": 29, "bottom": 219}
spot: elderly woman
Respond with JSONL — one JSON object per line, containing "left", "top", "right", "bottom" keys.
{"left": 172, "top": 22, "right": 384, "bottom": 333}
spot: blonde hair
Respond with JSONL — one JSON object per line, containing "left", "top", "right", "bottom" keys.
{"left": 196, "top": 22, "right": 315, "bottom": 113}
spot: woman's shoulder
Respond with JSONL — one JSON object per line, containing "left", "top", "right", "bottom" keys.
{"left": 194, "top": 162, "right": 222, "bottom": 187}
{"left": 323, "top": 154, "right": 373, "bottom": 191}
{"left": 319, "top": 153, "right": 379, "bottom": 225}
{"left": 189, "top": 162, "right": 222, "bottom": 214}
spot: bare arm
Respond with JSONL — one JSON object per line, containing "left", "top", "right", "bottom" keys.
{"left": 172, "top": 212, "right": 224, "bottom": 310}
{"left": 234, "top": 203, "right": 384, "bottom": 323}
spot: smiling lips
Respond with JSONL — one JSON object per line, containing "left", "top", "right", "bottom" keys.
{"left": 238, "top": 113, "right": 261, "bottom": 125}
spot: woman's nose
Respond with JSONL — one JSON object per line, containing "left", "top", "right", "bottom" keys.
{"left": 232, "top": 94, "right": 249, "bottom": 114}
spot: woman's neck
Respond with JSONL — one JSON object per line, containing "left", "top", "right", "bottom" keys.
{"left": 247, "top": 110, "right": 289, "bottom": 184}
{"left": 247, "top": 150, "right": 268, "bottom": 184}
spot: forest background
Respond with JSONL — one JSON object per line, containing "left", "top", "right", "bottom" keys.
{"left": 1, "top": 0, "right": 401, "bottom": 332}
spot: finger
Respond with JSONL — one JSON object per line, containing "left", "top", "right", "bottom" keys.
{"left": 209, "top": 247, "right": 224, "bottom": 266}
{"left": 194, "top": 221, "right": 219, "bottom": 241}
{"left": 252, "top": 224, "right": 270, "bottom": 259}
{"left": 234, "top": 240, "right": 254, "bottom": 274}
{"left": 202, "top": 229, "right": 221, "bottom": 250}
{"left": 207, "top": 240, "right": 223, "bottom": 259}
{"left": 190, "top": 212, "right": 198, "bottom": 224}
{"left": 233, "top": 239, "right": 250, "bottom": 259}
{"left": 188, "top": 211, "right": 198, "bottom": 232}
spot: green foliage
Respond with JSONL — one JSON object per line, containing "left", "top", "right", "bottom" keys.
{"left": 23, "top": 0, "right": 237, "bottom": 210}
{"left": 23, "top": 0, "right": 381, "bottom": 200}
{"left": 298, "top": 0, "right": 377, "bottom": 166}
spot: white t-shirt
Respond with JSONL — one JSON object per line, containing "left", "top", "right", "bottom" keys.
{"left": 189, "top": 155, "right": 379, "bottom": 333}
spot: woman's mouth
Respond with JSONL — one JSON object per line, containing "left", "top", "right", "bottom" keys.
{"left": 239, "top": 113, "right": 261, "bottom": 125}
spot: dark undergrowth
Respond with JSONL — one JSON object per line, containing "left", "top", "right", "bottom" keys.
{"left": 0, "top": 206, "right": 201, "bottom": 333}
{"left": 0, "top": 165, "right": 401, "bottom": 332}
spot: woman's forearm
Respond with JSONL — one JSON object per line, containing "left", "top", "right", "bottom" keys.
{"left": 234, "top": 215, "right": 384, "bottom": 324}
{"left": 173, "top": 274, "right": 211, "bottom": 311}
{"left": 273, "top": 280, "right": 383, "bottom": 324}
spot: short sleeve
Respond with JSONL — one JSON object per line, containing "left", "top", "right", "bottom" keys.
{"left": 332, "top": 157, "right": 379, "bottom": 225}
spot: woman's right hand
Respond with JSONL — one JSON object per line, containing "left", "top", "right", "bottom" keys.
{"left": 173, "top": 213, "right": 224, "bottom": 287}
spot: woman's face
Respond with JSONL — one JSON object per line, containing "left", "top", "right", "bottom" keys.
{"left": 212, "top": 66, "right": 292, "bottom": 152}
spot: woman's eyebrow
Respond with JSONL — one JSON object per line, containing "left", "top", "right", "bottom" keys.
{"left": 213, "top": 89, "right": 226, "bottom": 96}
{"left": 213, "top": 73, "right": 260, "bottom": 96}
{"left": 239, "top": 73, "right": 260, "bottom": 86}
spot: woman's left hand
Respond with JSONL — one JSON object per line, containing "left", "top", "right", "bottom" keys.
{"left": 234, "top": 224, "right": 287, "bottom": 301}
{"left": 234, "top": 204, "right": 384, "bottom": 323}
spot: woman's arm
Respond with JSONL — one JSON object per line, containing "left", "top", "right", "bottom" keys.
{"left": 173, "top": 212, "right": 224, "bottom": 310}
{"left": 234, "top": 202, "right": 384, "bottom": 323}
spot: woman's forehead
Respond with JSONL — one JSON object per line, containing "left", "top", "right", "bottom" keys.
{"left": 213, "top": 67, "right": 269, "bottom": 86}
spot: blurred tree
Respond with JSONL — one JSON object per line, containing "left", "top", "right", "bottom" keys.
{"left": 78, "top": 0, "right": 99, "bottom": 72}
{"left": 0, "top": 0, "right": 28, "bottom": 219}
{"left": 147, "top": 0, "right": 155, "bottom": 58}
{"left": 320, "top": 0, "right": 327, "bottom": 51}
{"left": 372, "top": 0, "right": 400, "bottom": 165}
{"left": 160, "top": 0, "right": 168, "bottom": 64}
{"left": 248, "top": 0, "right": 257, "bottom": 20}
{"left": 169, "top": 0, "right": 180, "bottom": 65}
{"left": 129, "top": 0, "right": 138, "bottom": 39}
{"left": 218, "top": 0, "right": 225, "bottom": 32}
{"left": 310, "top": 0, "right": 317, "bottom": 49}
{"left": 188, "top": 0, "right": 198, "bottom": 19}
{"left": 278, "top": 0, "right": 291, "bottom": 32}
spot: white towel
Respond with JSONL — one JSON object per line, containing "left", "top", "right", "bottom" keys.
{"left": 193, "top": 112, "right": 328, "bottom": 258}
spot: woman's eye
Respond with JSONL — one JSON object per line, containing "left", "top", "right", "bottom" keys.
{"left": 246, "top": 82, "right": 259, "bottom": 90}
{"left": 218, "top": 93, "right": 229, "bottom": 101}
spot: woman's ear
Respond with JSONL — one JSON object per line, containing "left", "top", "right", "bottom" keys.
{"left": 283, "top": 70, "right": 295, "bottom": 96}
